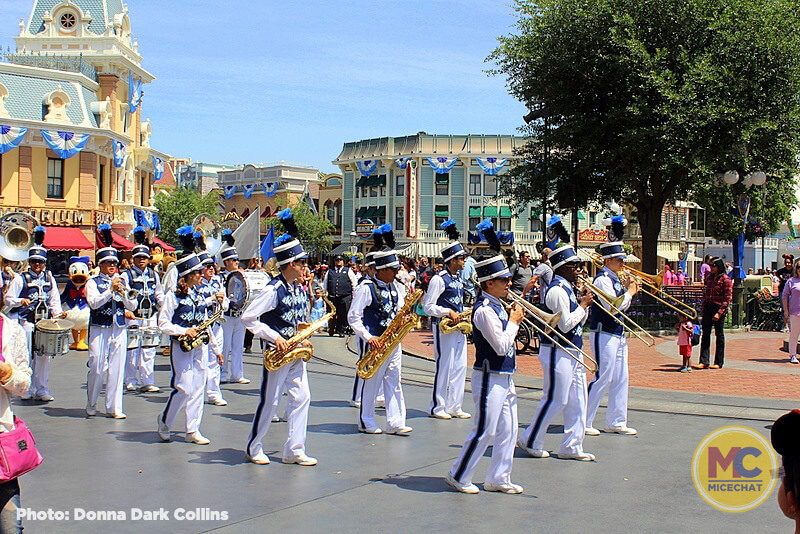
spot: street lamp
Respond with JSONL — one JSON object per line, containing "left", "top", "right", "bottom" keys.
{"left": 349, "top": 231, "right": 359, "bottom": 257}
{"left": 722, "top": 169, "right": 767, "bottom": 281}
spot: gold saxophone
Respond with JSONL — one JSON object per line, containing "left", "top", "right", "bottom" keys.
{"left": 178, "top": 306, "right": 224, "bottom": 352}
{"left": 357, "top": 289, "right": 423, "bottom": 379}
{"left": 438, "top": 308, "right": 472, "bottom": 335}
{"left": 263, "top": 296, "right": 336, "bottom": 371}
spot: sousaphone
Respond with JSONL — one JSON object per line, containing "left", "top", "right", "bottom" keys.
{"left": 0, "top": 212, "right": 38, "bottom": 261}
{"left": 192, "top": 213, "right": 222, "bottom": 257}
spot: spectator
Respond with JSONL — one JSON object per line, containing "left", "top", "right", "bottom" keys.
{"left": 747, "top": 268, "right": 754, "bottom": 276}
{"left": 119, "top": 258, "right": 131, "bottom": 271}
{"left": 461, "top": 254, "right": 477, "bottom": 303}
{"left": 417, "top": 257, "right": 429, "bottom": 278}
{"left": 419, "top": 260, "right": 436, "bottom": 292}
{"left": 663, "top": 264, "right": 676, "bottom": 286}
{"left": 510, "top": 251, "right": 535, "bottom": 296}
{"left": 322, "top": 255, "right": 357, "bottom": 337}
{"left": 777, "top": 255, "right": 795, "bottom": 329}
{"left": 675, "top": 268, "right": 686, "bottom": 286}
{"left": 700, "top": 255, "right": 713, "bottom": 282}
{"left": 781, "top": 258, "right": 800, "bottom": 365}
{"left": 526, "top": 247, "right": 553, "bottom": 304}
{"left": 697, "top": 257, "right": 733, "bottom": 369}
{"left": 770, "top": 410, "right": 800, "bottom": 533}
{"left": 675, "top": 313, "right": 694, "bottom": 372}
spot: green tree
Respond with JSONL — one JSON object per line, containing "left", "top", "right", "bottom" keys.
{"left": 153, "top": 187, "right": 222, "bottom": 247}
{"left": 264, "top": 200, "right": 335, "bottom": 257}
{"left": 490, "top": 0, "right": 800, "bottom": 273}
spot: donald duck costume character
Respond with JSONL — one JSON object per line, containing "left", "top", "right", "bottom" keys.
{"left": 61, "top": 256, "right": 90, "bottom": 351}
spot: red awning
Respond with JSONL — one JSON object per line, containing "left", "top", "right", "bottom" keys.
{"left": 261, "top": 207, "right": 271, "bottom": 218}
{"left": 42, "top": 227, "right": 94, "bottom": 250}
{"left": 96, "top": 230, "right": 135, "bottom": 251}
{"left": 151, "top": 237, "right": 175, "bottom": 252}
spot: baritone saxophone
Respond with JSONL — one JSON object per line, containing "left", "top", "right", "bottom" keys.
{"left": 356, "top": 289, "right": 423, "bottom": 379}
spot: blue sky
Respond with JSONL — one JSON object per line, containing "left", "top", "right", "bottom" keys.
{"left": 1, "top": 1, "right": 527, "bottom": 173}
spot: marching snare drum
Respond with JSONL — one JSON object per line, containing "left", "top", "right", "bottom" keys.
{"left": 127, "top": 325, "right": 142, "bottom": 350}
{"left": 139, "top": 327, "right": 160, "bottom": 348}
{"left": 226, "top": 270, "right": 271, "bottom": 315}
{"left": 33, "top": 318, "right": 74, "bottom": 356}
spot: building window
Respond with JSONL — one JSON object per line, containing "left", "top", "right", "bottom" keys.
{"left": 499, "top": 218, "right": 512, "bottom": 232}
{"left": 395, "top": 207, "right": 405, "bottom": 231}
{"left": 369, "top": 186, "right": 377, "bottom": 198}
{"left": 530, "top": 218, "right": 542, "bottom": 232}
{"left": 469, "top": 174, "right": 481, "bottom": 196}
{"left": 589, "top": 211, "right": 597, "bottom": 226}
{"left": 484, "top": 174, "right": 497, "bottom": 196}
{"left": 395, "top": 174, "right": 405, "bottom": 197}
{"left": 60, "top": 11, "right": 77, "bottom": 29}
{"left": 140, "top": 173, "right": 146, "bottom": 206}
{"left": 435, "top": 173, "right": 449, "bottom": 196}
{"left": 334, "top": 200, "right": 342, "bottom": 229}
{"left": 98, "top": 163, "right": 105, "bottom": 203}
{"left": 435, "top": 205, "right": 449, "bottom": 228}
{"left": 47, "top": 158, "right": 64, "bottom": 199}
{"left": 469, "top": 217, "right": 480, "bottom": 231}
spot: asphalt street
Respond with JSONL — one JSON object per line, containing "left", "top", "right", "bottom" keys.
{"left": 12, "top": 335, "right": 795, "bottom": 533}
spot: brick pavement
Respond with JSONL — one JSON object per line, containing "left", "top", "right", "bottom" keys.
{"left": 403, "top": 328, "right": 800, "bottom": 401}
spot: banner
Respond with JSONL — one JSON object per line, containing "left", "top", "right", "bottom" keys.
{"left": 0, "top": 125, "right": 28, "bottom": 154}
{"left": 357, "top": 160, "right": 379, "bottom": 177}
{"left": 40, "top": 130, "right": 90, "bottom": 159}
{"left": 128, "top": 72, "right": 143, "bottom": 113}
{"left": 242, "top": 184, "right": 257, "bottom": 199}
{"left": 152, "top": 156, "right": 164, "bottom": 181}
{"left": 426, "top": 157, "right": 458, "bottom": 174}
{"left": 223, "top": 185, "right": 239, "bottom": 199}
{"left": 262, "top": 182, "right": 279, "bottom": 197}
{"left": 476, "top": 157, "right": 507, "bottom": 175}
{"left": 394, "top": 157, "right": 411, "bottom": 169}
{"left": 232, "top": 208, "right": 260, "bottom": 260}
{"left": 112, "top": 139, "right": 127, "bottom": 168}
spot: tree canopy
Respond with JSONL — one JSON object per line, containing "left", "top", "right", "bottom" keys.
{"left": 264, "top": 200, "right": 335, "bottom": 257}
{"left": 153, "top": 187, "right": 222, "bottom": 247}
{"left": 490, "top": 0, "right": 800, "bottom": 272}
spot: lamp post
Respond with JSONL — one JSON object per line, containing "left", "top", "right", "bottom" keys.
{"left": 349, "top": 231, "right": 359, "bottom": 257}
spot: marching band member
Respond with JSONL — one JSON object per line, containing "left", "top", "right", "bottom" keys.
{"left": 423, "top": 219, "right": 470, "bottom": 420}
{"left": 586, "top": 223, "right": 639, "bottom": 437}
{"left": 86, "top": 224, "right": 137, "bottom": 418}
{"left": 518, "top": 240, "right": 596, "bottom": 461}
{"left": 121, "top": 226, "right": 165, "bottom": 393}
{"left": 157, "top": 247, "right": 219, "bottom": 445}
{"left": 219, "top": 229, "right": 249, "bottom": 385}
{"left": 4, "top": 226, "right": 65, "bottom": 401}
{"left": 446, "top": 220, "right": 524, "bottom": 495}
{"left": 348, "top": 225, "right": 412, "bottom": 436}
{"left": 241, "top": 209, "right": 316, "bottom": 466}
{"left": 194, "top": 231, "right": 228, "bottom": 407}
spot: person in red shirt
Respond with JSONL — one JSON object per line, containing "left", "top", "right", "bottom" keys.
{"left": 697, "top": 258, "right": 733, "bottom": 369}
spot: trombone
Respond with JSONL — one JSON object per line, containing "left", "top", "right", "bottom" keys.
{"left": 504, "top": 291, "right": 599, "bottom": 373}
{"left": 590, "top": 253, "right": 698, "bottom": 320}
{"left": 577, "top": 275, "right": 655, "bottom": 347}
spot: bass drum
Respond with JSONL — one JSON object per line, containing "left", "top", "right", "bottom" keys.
{"left": 226, "top": 270, "right": 271, "bottom": 315}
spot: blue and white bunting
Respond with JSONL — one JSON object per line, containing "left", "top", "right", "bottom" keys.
{"left": 223, "top": 185, "right": 239, "bottom": 199}
{"left": 476, "top": 157, "right": 507, "bottom": 175}
{"left": 111, "top": 139, "right": 127, "bottom": 168}
{"left": 262, "top": 182, "right": 279, "bottom": 197}
{"left": 152, "top": 156, "right": 164, "bottom": 181}
{"left": 357, "top": 159, "right": 379, "bottom": 177}
{"left": 394, "top": 157, "right": 411, "bottom": 169}
{"left": 242, "top": 183, "right": 257, "bottom": 199}
{"left": 41, "top": 130, "right": 90, "bottom": 159}
{"left": 0, "top": 125, "right": 28, "bottom": 155}
{"left": 128, "top": 72, "right": 143, "bottom": 113}
{"left": 426, "top": 156, "right": 459, "bottom": 174}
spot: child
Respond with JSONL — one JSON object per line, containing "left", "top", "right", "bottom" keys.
{"left": 676, "top": 313, "right": 693, "bottom": 372}
{"left": 310, "top": 287, "right": 326, "bottom": 322}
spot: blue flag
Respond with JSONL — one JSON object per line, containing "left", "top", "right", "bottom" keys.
{"left": 260, "top": 224, "right": 276, "bottom": 262}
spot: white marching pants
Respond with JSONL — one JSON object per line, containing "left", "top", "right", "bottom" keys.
{"left": 21, "top": 320, "right": 53, "bottom": 397}
{"left": 125, "top": 316, "right": 158, "bottom": 387}
{"left": 247, "top": 358, "right": 310, "bottom": 458}
{"left": 587, "top": 332, "right": 629, "bottom": 429}
{"left": 221, "top": 316, "right": 245, "bottom": 381}
{"left": 520, "top": 344, "right": 588, "bottom": 456}
{"left": 351, "top": 338, "right": 384, "bottom": 404}
{"left": 206, "top": 324, "right": 224, "bottom": 401}
{"left": 358, "top": 345, "right": 405, "bottom": 430}
{"left": 87, "top": 325, "right": 127, "bottom": 415}
{"left": 429, "top": 325, "right": 467, "bottom": 415}
{"left": 449, "top": 369, "right": 517, "bottom": 485}
{"left": 160, "top": 341, "right": 206, "bottom": 433}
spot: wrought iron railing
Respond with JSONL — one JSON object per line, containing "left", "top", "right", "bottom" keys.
{"left": 3, "top": 51, "right": 98, "bottom": 82}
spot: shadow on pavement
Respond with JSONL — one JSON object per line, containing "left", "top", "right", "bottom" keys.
{"left": 375, "top": 475, "right": 452, "bottom": 493}
{"left": 307, "top": 422, "right": 360, "bottom": 435}
{"left": 108, "top": 430, "right": 173, "bottom": 444}
{"left": 188, "top": 447, "right": 250, "bottom": 466}
{"left": 41, "top": 406, "right": 90, "bottom": 419}
{"left": 749, "top": 357, "right": 793, "bottom": 364}
{"left": 310, "top": 400, "right": 351, "bottom": 408}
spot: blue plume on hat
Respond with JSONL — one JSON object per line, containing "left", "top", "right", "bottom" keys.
{"left": 547, "top": 214, "right": 571, "bottom": 244}
{"left": 221, "top": 228, "right": 235, "bottom": 247}
{"left": 193, "top": 230, "right": 206, "bottom": 252}
{"left": 476, "top": 219, "right": 501, "bottom": 252}
{"left": 98, "top": 223, "right": 113, "bottom": 247}
{"left": 371, "top": 226, "right": 384, "bottom": 251}
{"left": 275, "top": 233, "right": 292, "bottom": 246}
{"left": 133, "top": 225, "right": 147, "bottom": 245}
{"left": 379, "top": 223, "right": 395, "bottom": 249}
{"left": 278, "top": 208, "right": 299, "bottom": 237}
{"left": 177, "top": 225, "right": 195, "bottom": 256}
{"left": 610, "top": 214, "right": 626, "bottom": 241}
{"left": 441, "top": 219, "right": 460, "bottom": 241}
{"left": 34, "top": 225, "right": 46, "bottom": 246}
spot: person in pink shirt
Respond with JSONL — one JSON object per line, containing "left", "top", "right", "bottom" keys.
{"left": 675, "top": 268, "right": 686, "bottom": 286}
{"left": 662, "top": 265, "right": 676, "bottom": 286}
{"left": 675, "top": 313, "right": 694, "bottom": 372}
{"left": 700, "top": 255, "right": 712, "bottom": 282}
{"left": 781, "top": 258, "right": 800, "bottom": 364}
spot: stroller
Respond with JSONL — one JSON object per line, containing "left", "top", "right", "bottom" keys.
{"left": 748, "top": 287, "right": 784, "bottom": 331}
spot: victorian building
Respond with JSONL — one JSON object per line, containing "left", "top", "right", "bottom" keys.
{"left": 318, "top": 173, "right": 343, "bottom": 252}
{"left": 0, "top": 0, "right": 168, "bottom": 268}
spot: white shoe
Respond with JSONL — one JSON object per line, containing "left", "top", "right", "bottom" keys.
{"left": 484, "top": 481, "right": 524, "bottom": 494}
{"left": 375, "top": 398, "right": 385, "bottom": 409}
{"left": 247, "top": 451, "right": 270, "bottom": 465}
{"left": 125, "top": 383, "right": 138, "bottom": 392}
{"left": 358, "top": 426, "right": 382, "bottom": 434}
{"left": 234, "top": 377, "right": 251, "bottom": 384}
{"left": 107, "top": 412, "right": 127, "bottom": 419}
{"left": 140, "top": 384, "right": 160, "bottom": 393}
{"left": 516, "top": 439, "right": 550, "bottom": 458}
{"left": 386, "top": 426, "right": 413, "bottom": 435}
{"left": 604, "top": 425, "right": 637, "bottom": 435}
{"left": 282, "top": 453, "right": 318, "bottom": 466}
{"left": 448, "top": 410, "right": 471, "bottom": 419}
{"left": 430, "top": 411, "right": 452, "bottom": 420}
{"left": 86, "top": 404, "right": 97, "bottom": 417}
{"left": 271, "top": 415, "right": 281, "bottom": 423}
{"left": 585, "top": 427, "right": 601, "bottom": 436}
{"left": 185, "top": 431, "right": 210, "bottom": 445}
{"left": 157, "top": 416, "right": 170, "bottom": 441}
{"left": 559, "top": 451, "right": 596, "bottom": 461}
{"left": 445, "top": 473, "right": 479, "bottom": 494}
{"left": 20, "top": 392, "right": 32, "bottom": 401}
{"left": 35, "top": 394, "right": 54, "bottom": 402}
{"left": 349, "top": 400, "right": 361, "bottom": 408}
{"left": 212, "top": 398, "right": 228, "bottom": 406}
